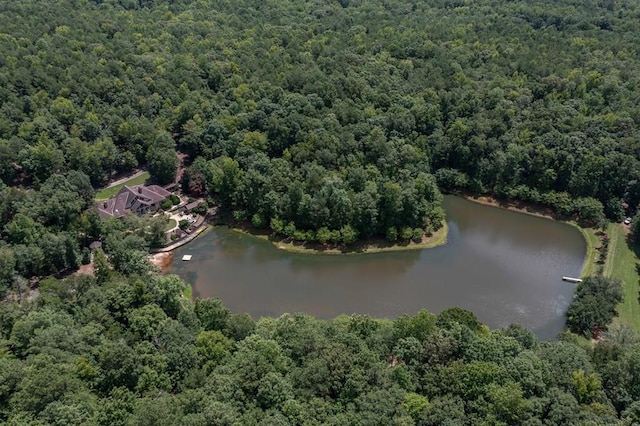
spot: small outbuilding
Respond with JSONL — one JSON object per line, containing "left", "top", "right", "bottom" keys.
{"left": 183, "top": 201, "right": 202, "bottom": 214}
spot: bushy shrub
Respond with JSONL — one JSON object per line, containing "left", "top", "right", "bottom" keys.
{"left": 566, "top": 276, "right": 622, "bottom": 337}
{"left": 161, "top": 199, "right": 173, "bottom": 211}
{"left": 251, "top": 213, "right": 266, "bottom": 229}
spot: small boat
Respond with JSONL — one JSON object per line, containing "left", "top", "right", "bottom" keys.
{"left": 181, "top": 255, "right": 193, "bottom": 261}
{"left": 562, "top": 276, "right": 582, "bottom": 283}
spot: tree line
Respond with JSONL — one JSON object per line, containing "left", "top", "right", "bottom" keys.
{"left": 1, "top": 263, "right": 640, "bottom": 424}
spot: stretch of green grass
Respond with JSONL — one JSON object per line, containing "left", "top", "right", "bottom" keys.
{"left": 95, "top": 172, "right": 150, "bottom": 200}
{"left": 165, "top": 219, "right": 177, "bottom": 231}
{"left": 183, "top": 284, "right": 193, "bottom": 299}
{"left": 576, "top": 225, "right": 601, "bottom": 278}
{"left": 606, "top": 224, "right": 640, "bottom": 330}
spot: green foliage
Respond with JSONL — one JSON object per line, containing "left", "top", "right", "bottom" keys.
{"left": 0, "top": 265, "right": 635, "bottom": 424}
{"left": 386, "top": 226, "right": 398, "bottom": 242}
{"left": 485, "top": 382, "right": 530, "bottom": 424}
{"left": 195, "top": 330, "right": 234, "bottom": 366}
{"left": 631, "top": 213, "right": 640, "bottom": 243}
{"left": 0, "top": 0, "right": 640, "bottom": 423}
{"left": 147, "top": 135, "right": 178, "bottom": 185}
{"left": 400, "top": 227, "right": 414, "bottom": 242}
{"left": 437, "top": 307, "right": 484, "bottom": 333}
{"left": 403, "top": 392, "right": 429, "bottom": 420}
{"left": 571, "top": 369, "right": 601, "bottom": 404}
{"left": 566, "top": 276, "right": 623, "bottom": 337}
{"left": 0, "top": 246, "right": 15, "bottom": 295}
{"left": 93, "top": 248, "right": 111, "bottom": 285}
{"left": 194, "top": 298, "right": 230, "bottom": 332}
{"left": 316, "top": 227, "right": 331, "bottom": 245}
{"left": 169, "top": 194, "right": 180, "bottom": 206}
{"left": 129, "top": 304, "right": 168, "bottom": 340}
{"left": 147, "top": 217, "right": 168, "bottom": 248}
{"left": 340, "top": 225, "right": 358, "bottom": 245}
{"left": 394, "top": 309, "right": 437, "bottom": 342}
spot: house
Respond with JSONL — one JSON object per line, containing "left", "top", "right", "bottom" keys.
{"left": 97, "top": 184, "right": 171, "bottom": 218}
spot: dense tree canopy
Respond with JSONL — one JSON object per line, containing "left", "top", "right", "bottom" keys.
{"left": 3, "top": 0, "right": 640, "bottom": 241}
{"left": 566, "top": 276, "right": 623, "bottom": 337}
{"left": 1, "top": 0, "right": 640, "bottom": 423}
{"left": 0, "top": 265, "right": 638, "bottom": 424}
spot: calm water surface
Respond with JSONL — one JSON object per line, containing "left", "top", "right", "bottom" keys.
{"left": 170, "top": 196, "right": 586, "bottom": 340}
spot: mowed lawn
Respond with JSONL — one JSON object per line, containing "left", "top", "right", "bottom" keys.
{"left": 95, "top": 172, "right": 150, "bottom": 200}
{"left": 165, "top": 219, "right": 177, "bottom": 231}
{"left": 607, "top": 224, "right": 640, "bottom": 330}
{"left": 579, "top": 226, "right": 601, "bottom": 278}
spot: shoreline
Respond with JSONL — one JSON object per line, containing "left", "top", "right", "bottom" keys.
{"left": 148, "top": 193, "right": 596, "bottom": 272}
{"left": 458, "top": 193, "right": 598, "bottom": 278}
{"left": 146, "top": 220, "right": 448, "bottom": 267}
{"left": 148, "top": 225, "right": 212, "bottom": 272}
{"left": 230, "top": 221, "right": 449, "bottom": 255}
{"left": 149, "top": 251, "right": 194, "bottom": 299}
{"left": 457, "top": 193, "right": 559, "bottom": 220}
{"left": 150, "top": 251, "right": 174, "bottom": 271}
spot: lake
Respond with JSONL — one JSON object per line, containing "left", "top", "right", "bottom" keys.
{"left": 169, "top": 196, "right": 586, "bottom": 340}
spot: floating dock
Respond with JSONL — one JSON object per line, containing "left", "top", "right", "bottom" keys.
{"left": 181, "top": 255, "right": 193, "bottom": 261}
{"left": 562, "top": 276, "right": 582, "bottom": 283}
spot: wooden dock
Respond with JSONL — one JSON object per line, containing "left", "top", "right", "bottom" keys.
{"left": 562, "top": 276, "right": 582, "bottom": 283}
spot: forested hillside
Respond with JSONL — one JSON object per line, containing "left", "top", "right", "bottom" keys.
{"left": 2, "top": 0, "right": 640, "bottom": 242}
{"left": 3, "top": 0, "right": 640, "bottom": 423}
{"left": 2, "top": 268, "right": 640, "bottom": 425}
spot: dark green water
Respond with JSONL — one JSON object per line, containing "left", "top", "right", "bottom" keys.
{"left": 170, "top": 196, "right": 586, "bottom": 340}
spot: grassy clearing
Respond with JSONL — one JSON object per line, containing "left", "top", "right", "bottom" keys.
{"left": 575, "top": 226, "right": 602, "bottom": 278}
{"left": 183, "top": 284, "right": 193, "bottom": 299}
{"left": 165, "top": 219, "right": 177, "bottom": 231}
{"left": 603, "top": 223, "right": 620, "bottom": 278}
{"left": 231, "top": 222, "right": 448, "bottom": 255}
{"left": 95, "top": 172, "right": 150, "bottom": 200}
{"left": 606, "top": 224, "right": 640, "bottom": 330}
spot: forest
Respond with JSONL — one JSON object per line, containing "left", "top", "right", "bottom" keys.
{"left": 2, "top": 0, "right": 640, "bottom": 243}
{"left": 2, "top": 266, "right": 640, "bottom": 425}
{"left": 2, "top": 0, "right": 640, "bottom": 423}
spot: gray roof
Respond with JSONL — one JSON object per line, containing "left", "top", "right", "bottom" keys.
{"left": 184, "top": 201, "right": 201, "bottom": 211}
{"left": 97, "top": 184, "right": 170, "bottom": 218}
{"left": 89, "top": 241, "right": 102, "bottom": 250}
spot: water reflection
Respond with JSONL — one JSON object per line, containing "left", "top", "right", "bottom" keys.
{"left": 170, "top": 196, "right": 586, "bottom": 340}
